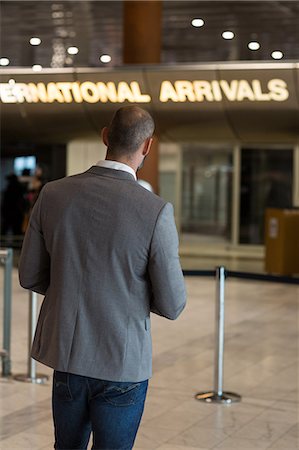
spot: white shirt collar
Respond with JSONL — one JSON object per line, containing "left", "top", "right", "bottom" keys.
{"left": 95, "top": 160, "right": 137, "bottom": 180}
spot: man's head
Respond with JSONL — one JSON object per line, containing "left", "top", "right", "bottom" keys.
{"left": 102, "top": 106, "right": 155, "bottom": 169}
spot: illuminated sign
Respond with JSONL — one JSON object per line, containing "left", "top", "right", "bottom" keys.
{"left": 159, "top": 79, "right": 289, "bottom": 102}
{"left": 0, "top": 81, "right": 151, "bottom": 104}
{"left": 0, "top": 78, "right": 289, "bottom": 104}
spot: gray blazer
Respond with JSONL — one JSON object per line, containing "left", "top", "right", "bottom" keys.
{"left": 19, "top": 166, "right": 186, "bottom": 382}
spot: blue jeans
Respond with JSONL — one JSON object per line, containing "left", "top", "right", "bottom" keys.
{"left": 52, "top": 371, "right": 148, "bottom": 450}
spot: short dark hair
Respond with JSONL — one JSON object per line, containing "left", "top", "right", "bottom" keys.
{"left": 107, "top": 106, "right": 155, "bottom": 157}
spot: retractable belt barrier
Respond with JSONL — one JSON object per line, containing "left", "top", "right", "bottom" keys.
{"left": 186, "top": 265, "right": 299, "bottom": 405}
{"left": 14, "top": 265, "right": 298, "bottom": 388}
{"left": 183, "top": 268, "right": 299, "bottom": 284}
{"left": 0, "top": 248, "right": 13, "bottom": 377}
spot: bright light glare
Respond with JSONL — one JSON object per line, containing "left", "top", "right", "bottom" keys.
{"left": 100, "top": 54, "right": 112, "bottom": 63}
{"left": 248, "top": 41, "right": 260, "bottom": 50}
{"left": 8, "top": 78, "right": 15, "bottom": 85}
{"left": 67, "top": 46, "right": 79, "bottom": 55}
{"left": 30, "top": 37, "right": 42, "bottom": 46}
{"left": 222, "top": 31, "right": 235, "bottom": 40}
{"left": 271, "top": 50, "right": 283, "bottom": 60}
{"left": 32, "top": 64, "right": 42, "bottom": 71}
{"left": 14, "top": 156, "right": 36, "bottom": 176}
{"left": 0, "top": 57, "right": 10, "bottom": 66}
{"left": 191, "top": 18, "right": 205, "bottom": 27}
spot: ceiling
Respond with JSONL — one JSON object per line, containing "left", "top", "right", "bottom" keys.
{"left": 1, "top": 1, "right": 299, "bottom": 69}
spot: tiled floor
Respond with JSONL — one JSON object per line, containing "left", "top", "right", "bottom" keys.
{"left": 0, "top": 270, "right": 298, "bottom": 449}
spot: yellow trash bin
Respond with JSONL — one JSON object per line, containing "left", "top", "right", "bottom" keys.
{"left": 265, "top": 208, "right": 299, "bottom": 275}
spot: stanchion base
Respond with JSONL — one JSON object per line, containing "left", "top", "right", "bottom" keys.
{"left": 14, "top": 373, "right": 49, "bottom": 385}
{"left": 195, "top": 391, "right": 241, "bottom": 404}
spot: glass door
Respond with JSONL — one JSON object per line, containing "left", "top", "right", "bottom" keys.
{"left": 240, "top": 148, "right": 293, "bottom": 244}
{"left": 181, "top": 145, "right": 233, "bottom": 243}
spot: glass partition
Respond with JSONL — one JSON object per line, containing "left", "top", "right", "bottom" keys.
{"left": 240, "top": 148, "right": 293, "bottom": 244}
{"left": 181, "top": 145, "right": 233, "bottom": 243}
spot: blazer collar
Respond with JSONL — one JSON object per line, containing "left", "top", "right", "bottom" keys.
{"left": 87, "top": 165, "right": 136, "bottom": 182}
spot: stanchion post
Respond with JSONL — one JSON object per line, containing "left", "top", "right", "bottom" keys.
{"left": 14, "top": 291, "right": 48, "bottom": 384}
{"left": 214, "top": 266, "right": 225, "bottom": 397}
{"left": 195, "top": 266, "right": 241, "bottom": 404}
{"left": 28, "top": 291, "right": 38, "bottom": 380}
{"left": 1, "top": 248, "right": 13, "bottom": 376}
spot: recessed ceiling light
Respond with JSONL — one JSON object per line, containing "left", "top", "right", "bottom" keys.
{"left": 191, "top": 18, "right": 205, "bottom": 27}
{"left": 30, "top": 37, "right": 42, "bottom": 46}
{"left": 222, "top": 31, "right": 235, "bottom": 40}
{"left": 52, "top": 3, "right": 63, "bottom": 10}
{"left": 271, "top": 50, "right": 283, "bottom": 60}
{"left": 0, "top": 57, "right": 10, "bottom": 66}
{"left": 100, "top": 54, "right": 111, "bottom": 63}
{"left": 67, "top": 46, "right": 79, "bottom": 55}
{"left": 52, "top": 11, "right": 64, "bottom": 19}
{"left": 248, "top": 41, "right": 260, "bottom": 51}
{"left": 32, "top": 64, "right": 42, "bottom": 71}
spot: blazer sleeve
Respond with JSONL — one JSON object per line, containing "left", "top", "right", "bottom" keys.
{"left": 18, "top": 187, "right": 50, "bottom": 295}
{"left": 148, "top": 202, "right": 186, "bottom": 320}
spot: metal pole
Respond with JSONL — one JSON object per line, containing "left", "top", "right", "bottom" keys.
{"left": 214, "top": 266, "right": 225, "bottom": 397}
{"left": 195, "top": 266, "right": 241, "bottom": 404}
{"left": 0, "top": 248, "right": 13, "bottom": 376}
{"left": 28, "top": 291, "right": 38, "bottom": 379}
{"left": 15, "top": 291, "right": 48, "bottom": 384}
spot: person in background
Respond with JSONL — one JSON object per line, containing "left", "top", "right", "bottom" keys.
{"left": 19, "top": 106, "right": 186, "bottom": 450}
{"left": 1, "top": 173, "right": 26, "bottom": 236}
{"left": 21, "top": 166, "right": 45, "bottom": 234}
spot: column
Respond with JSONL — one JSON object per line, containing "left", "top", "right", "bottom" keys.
{"left": 123, "top": 1, "right": 162, "bottom": 193}
{"left": 137, "top": 136, "right": 159, "bottom": 193}
{"left": 123, "top": 1, "right": 162, "bottom": 64}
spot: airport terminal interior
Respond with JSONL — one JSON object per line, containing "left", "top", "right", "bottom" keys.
{"left": 0, "top": 1, "right": 299, "bottom": 449}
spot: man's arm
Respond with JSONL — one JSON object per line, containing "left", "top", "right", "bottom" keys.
{"left": 148, "top": 202, "right": 186, "bottom": 320}
{"left": 18, "top": 189, "right": 50, "bottom": 295}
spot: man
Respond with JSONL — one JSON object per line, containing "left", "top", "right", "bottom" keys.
{"left": 19, "top": 106, "right": 186, "bottom": 450}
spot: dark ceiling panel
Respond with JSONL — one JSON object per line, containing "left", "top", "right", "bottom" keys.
{"left": 0, "top": 1, "right": 298, "bottom": 69}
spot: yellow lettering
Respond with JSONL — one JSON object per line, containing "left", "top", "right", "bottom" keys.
{"left": 80, "top": 82, "right": 100, "bottom": 103}
{"left": 219, "top": 80, "right": 238, "bottom": 101}
{"left": 0, "top": 84, "right": 17, "bottom": 103}
{"left": 71, "top": 82, "right": 83, "bottom": 103}
{"left": 268, "top": 79, "right": 289, "bottom": 101}
{"left": 10, "top": 83, "right": 33, "bottom": 103}
{"left": 252, "top": 80, "right": 271, "bottom": 101}
{"left": 0, "top": 78, "right": 290, "bottom": 105}
{"left": 97, "top": 82, "right": 117, "bottom": 103}
{"left": 236, "top": 80, "right": 255, "bottom": 101}
{"left": 193, "top": 81, "right": 214, "bottom": 101}
{"left": 47, "top": 82, "right": 65, "bottom": 103}
{"left": 56, "top": 82, "right": 73, "bottom": 103}
{"left": 174, "top": 81, "right": 195, "bottom": 102}
{"left": 117, "top": 82, "right": 135, "bottom": 102}
{"left": 130, "top": 81, "right": 151, "bottom": 102}
{"left": 28, "top": 83, "right": 48, "bottom": 102}
{"left": 159, "top": 81, "right": 179, "bottom": 102}
{"left": 211, "top": 80, "right": 222, "bottom": 101}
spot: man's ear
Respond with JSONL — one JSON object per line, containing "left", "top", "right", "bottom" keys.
{"left": 142, "top": 137, "right": 153, "bottom": 156}
{"left": 101, "top": 127, "right": 109, "bottom": 146}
